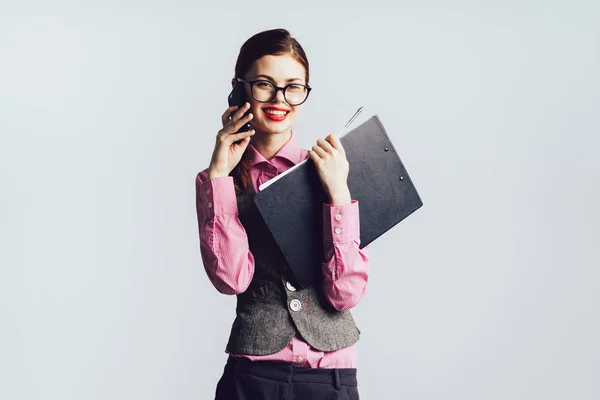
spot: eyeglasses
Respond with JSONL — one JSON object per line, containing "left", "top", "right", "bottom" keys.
{"left": 235, "top": 77, "right": 312, "bottom": 106}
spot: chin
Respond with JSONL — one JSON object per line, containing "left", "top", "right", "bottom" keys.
{"left": 256, "top": 119, "right": 294, "bottom": 135}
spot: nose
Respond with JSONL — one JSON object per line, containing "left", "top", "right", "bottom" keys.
{"left": 273, "top": 87, "right": 286, "bottom": 103}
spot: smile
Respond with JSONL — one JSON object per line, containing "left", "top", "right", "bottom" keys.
{"left": 263, "top": 107, "right": 290, "bottom": 121}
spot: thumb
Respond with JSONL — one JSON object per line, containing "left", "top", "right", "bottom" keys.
{"left": 237, "top": 135, "right": 252, "bottom": 150}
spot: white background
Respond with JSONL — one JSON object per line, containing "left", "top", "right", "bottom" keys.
{"left": 1, "top": 1, "right": 599, "bottom": 399}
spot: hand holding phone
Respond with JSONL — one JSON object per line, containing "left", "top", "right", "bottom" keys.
{"left": 207, "top": 102, "right": 255, "bottom": 180}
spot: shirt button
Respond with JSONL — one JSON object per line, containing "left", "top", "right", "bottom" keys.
{"left": 296, "top": 356, "right": 303, "bottom": 363}
{"left": 335, "top": 227, "right": 342, "bottom": 234}
{"left": 289, "top": 299, "right": 302, "bottom": 312}
{"left": 207, "top": 202, "right": 213, "bottom": 209}
{"left": 286, "top": 281, "right": 296, "bottom": 292}
{"left": 335, "top": 213, "right": 342, "bottom": 220}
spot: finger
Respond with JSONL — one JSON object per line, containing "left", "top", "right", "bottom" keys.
{"left": 230, "top": 102, "right": 251, "bottom": 122}
{"left": 229, "top": 112, "right": 253, "bottom": 132}
{"left": 227, "top": 129, "right": 255, "bottom": 144}
{"left": 222, "top": 111, "right": 253, "bottom": 133}
{"left": 221, "top": 105, "right": 239, "bottom": 126}
{"left": 231, "top": 134, "right": 253, "bottom": 150}
{"left": 326, "top": 133, "right": 344, "bottom": 152}
{"left": 317, "top": 138, "right": 336, "bottom": 154}
{"left": 308, "top": 150, "right": 321, "bottom": 163}
{"left": 311, "top": 144, "right": 328, "bottom": 159}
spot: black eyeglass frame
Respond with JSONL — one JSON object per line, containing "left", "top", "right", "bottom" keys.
{"left": 235, "top": 77, "right": 312, "bottom": 106}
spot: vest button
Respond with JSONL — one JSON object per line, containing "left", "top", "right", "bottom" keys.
{"left": 289, "top": 299, "right": 302, "bottom": 312}
{"left": 286, "top": 281, "right": 296, "bottom": 292}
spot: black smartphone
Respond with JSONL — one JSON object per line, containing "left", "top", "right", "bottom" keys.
{"left": 227, "top": 82, "right": 252, "bottom": 134}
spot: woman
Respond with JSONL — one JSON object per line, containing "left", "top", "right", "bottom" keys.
{"left": 195, "top": 28, "right": 370, "bottom": 400}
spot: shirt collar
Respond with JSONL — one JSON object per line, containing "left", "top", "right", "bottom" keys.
{"left": 245, "top": 131, "right": 305, "bottom": 167}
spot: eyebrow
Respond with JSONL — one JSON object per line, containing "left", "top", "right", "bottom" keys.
{"left": 252, "top": 74, "right": 304, "bottom": 83}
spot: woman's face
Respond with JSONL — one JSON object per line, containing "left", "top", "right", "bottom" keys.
{"left": 240, "top": 54, "right": 308, "bottom": 137}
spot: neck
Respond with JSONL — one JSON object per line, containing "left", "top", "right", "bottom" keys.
{"left": 250, "top": 129, "right": 292, "bottom": 160}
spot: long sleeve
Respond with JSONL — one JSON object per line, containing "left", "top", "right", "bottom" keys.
{"left": 320, "top": 200, "right": 370, "bottom": 311}
{"left": 195, "top": 171, "right": 255, "bottom": 295}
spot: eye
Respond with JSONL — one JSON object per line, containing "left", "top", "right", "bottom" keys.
{"left": 255, "top": 81, "right": 274, "bottom": 88}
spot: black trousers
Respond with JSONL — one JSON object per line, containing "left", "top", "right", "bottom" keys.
{"left": 214, "top": 356, "right": 360, "bottom": 400}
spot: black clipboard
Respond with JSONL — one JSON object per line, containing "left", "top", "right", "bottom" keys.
{"left": 253, "top": 115, "right": 423, "bottom": 289}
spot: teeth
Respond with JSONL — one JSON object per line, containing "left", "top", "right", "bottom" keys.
{"left": 265, "top": 109, "right": 288, "bottom": 116}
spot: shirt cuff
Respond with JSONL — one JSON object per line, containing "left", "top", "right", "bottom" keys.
{"left": 323, "top": 200, "right": 360, "bottom": 243}
{"left": 196, "top": 175, "right": 238, "bottom": 217}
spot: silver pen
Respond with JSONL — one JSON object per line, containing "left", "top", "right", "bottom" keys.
{"left": 336, "top": 106, "right": 363, "bottom": 138}
{"left": 258, "top": 106, "right": 364, "bottom": 191}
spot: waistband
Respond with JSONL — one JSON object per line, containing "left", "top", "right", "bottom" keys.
{"left": 226, "top": 355, "right": 357, "bottom": 387}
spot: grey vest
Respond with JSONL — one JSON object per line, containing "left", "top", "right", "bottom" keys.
{"left": 225, "top": 186, "right": 360, "bottom": 356}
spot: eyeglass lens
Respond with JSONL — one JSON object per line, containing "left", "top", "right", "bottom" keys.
{"left": 252, "top": 81, "right": 308, "bottom": 105}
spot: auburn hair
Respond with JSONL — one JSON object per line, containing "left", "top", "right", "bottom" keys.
{"left": 229, "top": 28, "right": 310, "bottom": 195}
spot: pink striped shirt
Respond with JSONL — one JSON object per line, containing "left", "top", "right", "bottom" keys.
{"left": 195, "top": 132, "right": 370, "bottom": 368}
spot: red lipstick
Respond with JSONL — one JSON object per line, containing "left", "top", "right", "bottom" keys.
{"left": 263, "top": 106, "right": 290, "bottom": 122}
